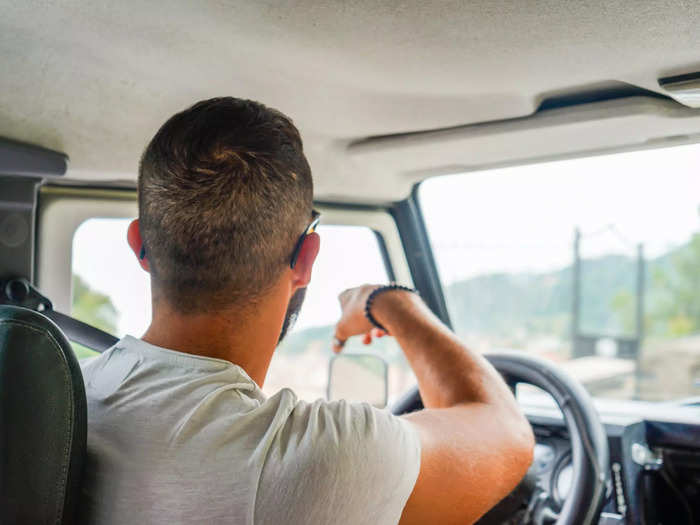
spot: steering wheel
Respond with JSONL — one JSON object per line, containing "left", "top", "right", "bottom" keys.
{"left": 391, "top": 352, "right": 610, "bottom": 525}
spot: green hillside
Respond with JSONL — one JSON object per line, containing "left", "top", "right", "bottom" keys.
{"left": 444, "top": 253, "right": 644, "bottom": 339}
{"left": 441, "top": 233, "right": 699, "bottom": 340}
{"left": 283, "top": 233, "right": 699, "bottom": 352}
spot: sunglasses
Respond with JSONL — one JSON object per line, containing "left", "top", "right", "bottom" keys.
{"left": 290, "top": 209, "right": 320, "bottom": 269}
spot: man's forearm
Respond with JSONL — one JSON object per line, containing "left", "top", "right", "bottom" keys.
{"left": 371, "top": 290, "right": 517, "bottom": 411}
{"left": 335, "top": 284, "right": 534, "bottom": 524}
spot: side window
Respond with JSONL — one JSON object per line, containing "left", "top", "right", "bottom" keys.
{"left": 72, "top": 218, "right": 151, "bottom": 358}
{"left": 71, "top": 218, "right": 151, "bottom": 358}
{"left": 265, "top": 226, "right": 415, "bottom": 402}
{"left": 71, "top": 218, "right": 414, "bottom": 401}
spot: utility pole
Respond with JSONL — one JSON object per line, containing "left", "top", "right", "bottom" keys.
{"left": 635, "top": 243, "right": 645, "bottom": 343}
{"left": 635, "top": 243, "right": 645, "bottom": 398}
{"left": 572, "top": 228, "right": 581, "bottom": 358}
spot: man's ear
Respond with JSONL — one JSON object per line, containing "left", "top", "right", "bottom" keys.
{"left": 127, "top": 219, "right": 150, "bottom": 272}
{"left": 291, "top": 232, "right": 320, "bottom": 289}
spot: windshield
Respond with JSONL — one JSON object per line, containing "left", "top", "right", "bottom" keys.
{"left": 419, "top": 143, "right": 700, "bottom": 402}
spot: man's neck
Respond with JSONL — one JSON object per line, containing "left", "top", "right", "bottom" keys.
{"left": 141, "top": 290, "right": 289, "bottom": 387}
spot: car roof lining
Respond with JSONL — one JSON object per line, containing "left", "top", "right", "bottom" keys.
{"left": 348, "top": 95, "right": 700, "bottom": 173}
{"left": 2, "top": 1, "right": 700, "bottom": 201}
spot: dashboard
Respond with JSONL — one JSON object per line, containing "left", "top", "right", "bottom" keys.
{"left": 531, "top": 441, "right": 575, "bottom": 508}
{"left": 394, "top": 387, "right": 700, "bottom": 524}
{"left": 524, "top": 401, "right": 700, "bottom": 524}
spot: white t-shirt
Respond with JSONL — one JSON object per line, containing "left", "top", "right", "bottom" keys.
{"left": 79, "top": 336, "right": 421, "bottom": 524}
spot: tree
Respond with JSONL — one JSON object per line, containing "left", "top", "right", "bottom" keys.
{"left": 650, "top": 233, "right": 700, "bottom": 337}
{"left": 71, "top": 274, "right": 119, "bottom": 358}
{"left": 611, "top": 290, "right": 635, "bottom": 335}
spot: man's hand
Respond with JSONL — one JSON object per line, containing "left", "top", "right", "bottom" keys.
{"left": 333, "top": 284, "right": 388, "bottom": 352}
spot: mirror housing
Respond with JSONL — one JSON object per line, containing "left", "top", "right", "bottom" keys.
{"left": 327, "top": 353, "right": 388, "bottom": 408}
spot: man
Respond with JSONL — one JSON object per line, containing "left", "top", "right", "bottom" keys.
{"left": 80, "top": 97, "right": 533, "bottom": 524}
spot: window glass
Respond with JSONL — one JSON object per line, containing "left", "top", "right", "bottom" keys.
{"left": 72, "top": 218, "right": 151, "bottom": 337}
{"left": 72, "top": 219, "right": 414, "bottom": 402}
{"left": 72, "top": 218, "right": 151, "bottom": 359}
{"left": 419, "top": 143, "right": 700, "bottom": 402}
{"left": 265, "top": 226, "right": 414, "bottom": 402}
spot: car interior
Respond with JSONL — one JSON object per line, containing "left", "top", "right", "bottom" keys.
{"left": 1, "top": 2, "right": 699, "bottom": 524}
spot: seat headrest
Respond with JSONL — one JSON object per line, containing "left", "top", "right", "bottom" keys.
{"left": 0, "top": 305, "right": 87, "bottom": 524}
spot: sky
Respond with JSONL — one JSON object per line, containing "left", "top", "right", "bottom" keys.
{"left": 421, "top": 143, "right": 700, "bottom": 284}
{"left": 73, "top": 142, "right": 700, "bottom": 337}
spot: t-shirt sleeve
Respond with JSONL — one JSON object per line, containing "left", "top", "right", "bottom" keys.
{"left": 254, "top": 397, "right": 421, "bottom": 525}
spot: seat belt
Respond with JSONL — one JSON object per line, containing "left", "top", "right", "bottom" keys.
{"left": 43, "top": 309, "right": 118, "bottom": 352}
{"left": 1, "top": 278, "right": 118, "bottom": 353}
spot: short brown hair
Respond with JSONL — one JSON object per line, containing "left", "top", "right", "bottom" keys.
{"left": 138, "top": 97, "right": 313, "bottom": 312}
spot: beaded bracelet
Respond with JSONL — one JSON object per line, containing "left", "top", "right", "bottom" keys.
{"left": 364, "top": 284, "right": 418, "bottom": 333}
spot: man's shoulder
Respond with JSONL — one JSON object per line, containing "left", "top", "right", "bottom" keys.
{"left": 255, "top": 397, "right": 422, "bottom": 525}
{"left": 272, "top": 396, "right": 420, "bottom": 460}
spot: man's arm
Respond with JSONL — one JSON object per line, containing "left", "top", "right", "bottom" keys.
{"left": 334, "top": 285, "right": 534, "bottom": 525}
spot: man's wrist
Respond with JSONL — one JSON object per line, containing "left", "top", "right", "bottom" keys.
{"left": 365, "top": 285, "right": 418, "bottom": 332}
{"left": 368, "top": 288, "right": 423, "bottom": 336}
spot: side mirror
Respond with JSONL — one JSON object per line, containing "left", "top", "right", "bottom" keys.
{"left": 327, "top": 353, "right": 389, "bottom": 408}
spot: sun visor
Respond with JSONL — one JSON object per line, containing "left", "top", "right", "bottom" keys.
{"left": 347, "top": 97, "right": 700, "bottom": 187}
{"left": 0, "top": 137, "right": 68, "bottom": 178}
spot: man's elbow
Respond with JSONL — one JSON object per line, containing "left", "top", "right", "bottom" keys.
{"left": 508, "top": 413, "right": 535, "bottom": 479}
